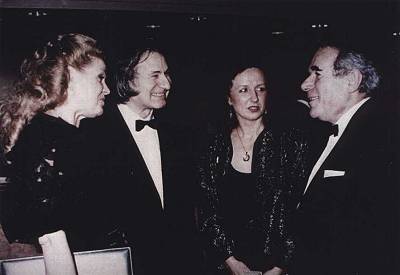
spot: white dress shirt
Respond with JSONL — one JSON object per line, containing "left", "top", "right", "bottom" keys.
{"left": 303, "top": 97, "right": 370, "bottom": 194}
{"left": 117, "top": 104, "right": 164, "bottom": 208}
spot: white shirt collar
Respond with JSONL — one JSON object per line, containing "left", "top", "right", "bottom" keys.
{"left": 334, "top": 97, "right": 370, "bottom": 138}
{"left": 117, "top": 104, "right": 153, "bottom": 131}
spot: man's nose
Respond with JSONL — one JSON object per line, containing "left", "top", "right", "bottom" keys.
{"left": 158, "top": 73, "right": 171, "bottom": 90}
{"left": 301, "top": 75, "right": 314, "bottom": 92}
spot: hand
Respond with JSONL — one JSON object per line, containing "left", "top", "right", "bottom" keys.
{"left": 225, "top": 256, "right": 251, "bottom": 275}
{"left": 263, "top": 266, "right": 283, "bottom": 275}
{"left": 38, "top": 230, "right": 77, "bottom": 275}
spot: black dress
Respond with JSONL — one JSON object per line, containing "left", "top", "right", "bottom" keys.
{"left": 197, "top": 125, "right": 309, "bottom": 274}
{"left": 219, "top": 165, "right": 274, "bottom": 272}
{"left": 0, "top": 113, "right": 122, "bottom": 251}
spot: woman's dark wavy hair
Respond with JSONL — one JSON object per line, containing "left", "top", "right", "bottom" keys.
{"left": 0, "top": 33, "right": 104, "bottom": 152}
{"left": 113, "top": 47, "right": 165, "bottom": 104}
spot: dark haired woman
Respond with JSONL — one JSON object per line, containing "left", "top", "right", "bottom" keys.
{"left": 198, "top": 65, "right": 309, "bottom": 275}
{"left": 0, "top": 33, "right": 111, "bottom": 251}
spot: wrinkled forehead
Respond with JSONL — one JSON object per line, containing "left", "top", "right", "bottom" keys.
{"left": 136, "top": 51, "right": 168, "bottom": 72}
{"left": 309, "top": 46, "right": 339, "bottom": 71}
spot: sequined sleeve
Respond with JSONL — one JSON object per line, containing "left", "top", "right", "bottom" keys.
{"left": 197, "top": 127, "right": 310, "bottom": 270}
{"left": 275, "top": 127, "right": 310, "bottom": 267}
{"left": 280, "top": 127, "right": 310, "bottom": 212}
{"left": 1, "top": 138, "right": 74, "bottom": 244}
{"left": 197, "top": 132, "right": 235, "bottom": 267}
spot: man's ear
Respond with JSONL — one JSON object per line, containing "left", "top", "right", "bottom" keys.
{"left": 346, "top": 69, "right": 363, "bottom": 93}
{"left": 128, "top": 80, "right": 135, "bottom": 90}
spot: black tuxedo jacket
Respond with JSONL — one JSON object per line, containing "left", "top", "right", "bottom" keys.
{"left": 81, "top": 102, "right": 201, "bottom": 275}
{"left": 293, "top": 99, "right": 398, "bottom": 275}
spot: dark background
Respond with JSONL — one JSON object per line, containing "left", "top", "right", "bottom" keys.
{"left": 0, "top": 0, "right": 399, "bottom": 259}
{"left": 1, "top": 1, "right": 399, "bottom": 126}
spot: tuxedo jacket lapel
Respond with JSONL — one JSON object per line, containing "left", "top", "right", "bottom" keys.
{"left": 156, "top": 122, "right": 178, "bottom": 210}
{"left": 302, "top": 100, "right": 373, "bottom": 201}
{"left": 156, "top": 119, "right": 197, "bottom": 215}
{"left": 318, "top": 99, "right": 372, "bottom": 173}
{"left": 107, "top": 104, "right": 163, "bottom": 209}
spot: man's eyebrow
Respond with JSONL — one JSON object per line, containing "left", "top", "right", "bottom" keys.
{"left": 310, "top": 65, "right": 322, "bottom": 72}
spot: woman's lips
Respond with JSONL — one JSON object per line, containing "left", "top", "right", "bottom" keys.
{"left": 248, "top": 106, "right": 260, "bottom": 112}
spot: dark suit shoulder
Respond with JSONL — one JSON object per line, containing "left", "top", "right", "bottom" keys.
{"left": 81, "top": 102, "right": 121, "bottom": 131}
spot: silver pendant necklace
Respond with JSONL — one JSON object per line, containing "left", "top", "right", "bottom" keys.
{"left": 235, "top": 124, "right": 263, "bottom": 162}
{"left": 235, "top": 126, "right": 260, "bottom": 162}
{"left": 236, "top": 129, "right": 251, "bottom": 161}
{"left": 242, "top": 151, "right": 251, "bottom": 162}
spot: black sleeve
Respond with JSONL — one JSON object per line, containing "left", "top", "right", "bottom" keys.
{"left": 197, "top": 133, "right": 235, "bottom": 268}
{"left": 273, "top": 128, "right": 310, "bottom": 268}
{"left": 1, "top": 143, "right": 67, "bottom": 244}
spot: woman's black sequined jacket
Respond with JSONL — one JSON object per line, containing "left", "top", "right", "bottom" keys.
{"left": 0, "top": 113, "right": 125, "bottom": 251}
{"left": 197, "top": 125, "right": 309, "bottom": 270}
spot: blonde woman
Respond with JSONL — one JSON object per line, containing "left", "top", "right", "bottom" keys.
{"left": 0, "top": 33, "right": 111, "bottom": 252}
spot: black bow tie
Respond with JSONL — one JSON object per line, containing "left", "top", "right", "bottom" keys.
{"left": 136, "top": 119, "right": 159, "bottom": 131}
{"left": 330, "top": 124, "right": 339, "bottom": 137}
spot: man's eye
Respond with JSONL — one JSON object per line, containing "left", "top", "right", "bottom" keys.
{"left": 98, "top": 74, "right": 106, "bottom": 81}
{"left": 239, "top": 88, "right": 247, "bottom": 93}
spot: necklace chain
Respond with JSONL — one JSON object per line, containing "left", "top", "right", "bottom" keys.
{"left": 235, "top": 124, "right": 263, "bottom": 162}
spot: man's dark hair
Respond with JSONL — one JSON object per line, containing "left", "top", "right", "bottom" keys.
{"left": 113, "top": 47, "right": 165, "bottom": 103}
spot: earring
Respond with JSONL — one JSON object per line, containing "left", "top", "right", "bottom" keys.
{"left": 229, "top": 108, "right": 234, "bottom": 119}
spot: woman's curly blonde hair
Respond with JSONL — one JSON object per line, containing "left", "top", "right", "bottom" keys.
{"left": 0, "top": 33, "right": 104, "bottom": 152}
